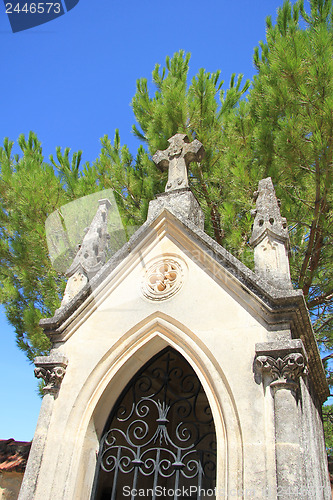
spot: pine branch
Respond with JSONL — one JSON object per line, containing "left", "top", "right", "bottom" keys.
{"left": 322, "top": 353, "right": 333, "bottom": 364}
{"left": 298, "top": 158, "right": 323, "bottom": 292}
{"left": 195, "top": 162, "right": 224, "bottom": 244}
{"left": 307, "top": 291, "right": 333, "bottom": 309}
{"left": 315, "top": 316, "right": 333, "bottom": 334}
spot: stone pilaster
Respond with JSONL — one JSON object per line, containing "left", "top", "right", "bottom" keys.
{"left": 18, "top": 353, "right": 68, "bottom": 500}
{"left": 256, "top": 340, "right": 307, "bottom": 499}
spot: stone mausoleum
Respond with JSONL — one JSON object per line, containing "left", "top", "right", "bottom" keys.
{"left": 18, "top": 135, "right": 330, "bottom": 499}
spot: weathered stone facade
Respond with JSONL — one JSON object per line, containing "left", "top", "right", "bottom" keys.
{"left": 18, "top": 135, "right": 330, "bottom": 499}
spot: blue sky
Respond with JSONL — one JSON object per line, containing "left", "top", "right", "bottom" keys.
{"left": 0, "top": 0, "right": 288, "bottom": 441}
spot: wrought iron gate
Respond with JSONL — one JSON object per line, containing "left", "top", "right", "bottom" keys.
{"left": 91, "top": 348, "right": 216, "bottom": 500}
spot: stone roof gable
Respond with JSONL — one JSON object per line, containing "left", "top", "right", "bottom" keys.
{"left": 38, "top": 135, "right": 329, "bottom": 403}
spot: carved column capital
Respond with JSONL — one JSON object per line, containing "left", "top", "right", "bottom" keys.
{"left": 255, "top": 340, "right": 307, "bottom": 390}
{"left": 34, "top": 353, "right": 68, "bottom": 395}
{"left": 256, "top": 352, "right": 307, "bottom": 388}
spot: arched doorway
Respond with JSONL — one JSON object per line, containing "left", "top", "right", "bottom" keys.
{"left": 91, "top": 347, "right": 216, "bottom": 499}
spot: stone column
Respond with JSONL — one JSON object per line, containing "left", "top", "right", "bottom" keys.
{"left": 18, "top": 353, "right": 68, "bottom": 500}
{"left": 256, "top": 340, "right": 307, "bottom": 499}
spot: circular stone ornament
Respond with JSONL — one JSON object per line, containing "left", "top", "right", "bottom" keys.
{"left": 141, "top": 258, "right": 185, "bottom": 301}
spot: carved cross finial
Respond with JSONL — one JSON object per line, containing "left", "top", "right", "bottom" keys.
{"left": 152, "top": 134, "right": 205, "bottom": 192}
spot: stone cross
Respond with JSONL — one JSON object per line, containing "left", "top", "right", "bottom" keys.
{"left": 152, "top": 133, "right": 205, "bottom": 192}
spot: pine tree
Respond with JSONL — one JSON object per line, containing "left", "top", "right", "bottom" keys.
{"left": 251, "top": 0, "right": 333, "bottom": 375}
{"left": 0, "top": 1, "right": 332, "bottom": 399}
{"left": 131, "top": 50, "right": 254, "bottom": 256}
{"left": 0, "top": 133, "right": 66, "bottom": 360}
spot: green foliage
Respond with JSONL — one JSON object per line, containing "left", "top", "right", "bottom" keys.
{"left": 93, "top": 131, "right": 165, "bottom": 227}
{"left": 0, "top": 133, "right": 66, "bottom": 360}
{"left": 323, "top": 404, "right": 333, "bottom": 455}
{"left": 251, "top": 0, "right": 333, "bottom": 356}
{"left": 132, "top": 49, "right": 253, "bottom": 253}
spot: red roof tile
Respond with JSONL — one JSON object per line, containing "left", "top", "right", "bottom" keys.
{"left": 0, "top": 439, "right": 31, "bottom": 473}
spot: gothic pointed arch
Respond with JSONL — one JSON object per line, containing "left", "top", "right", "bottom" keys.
{"left": 91, "top": 346, "right": 216, "bottom": 499}
{"left": 60, "top": 315, "right": 243, "bottom": 499}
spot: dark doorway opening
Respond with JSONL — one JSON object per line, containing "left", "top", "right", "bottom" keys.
{"left": 91, "top": 347, "right": 216, "bottom": 499}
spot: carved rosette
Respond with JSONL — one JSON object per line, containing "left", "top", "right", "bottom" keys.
{"left": 141, "top": 257, "right": 185, "bottom": 301}
{"left": 34, "top": 355, "right": 68, "bottom": 394}
{"left": 256, "top": 353, "right": 307, "bottom": 389}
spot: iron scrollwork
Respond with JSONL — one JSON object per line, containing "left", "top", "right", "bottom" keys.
{"left": 92, "top": 348, "right": 216, "bottom": 499}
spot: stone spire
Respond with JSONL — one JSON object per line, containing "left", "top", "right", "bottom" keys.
{"left": 249, "top": 177, "right": 292, "bottom": 289}
{"left": 59, "top": 199, "right": 111, "bottom": 308}
{"left": 147, "top": 134, "right": 205, "bottom": 228}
